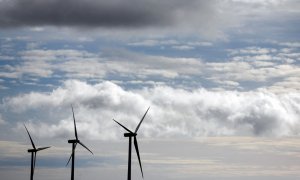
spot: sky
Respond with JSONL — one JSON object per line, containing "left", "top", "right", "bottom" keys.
{"left": 0, "top": 0, "right": 300, "bottom": 180}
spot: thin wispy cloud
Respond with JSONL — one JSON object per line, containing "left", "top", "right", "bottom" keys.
{"left": 1, "top": 44, "right": 299, "bottom": 92}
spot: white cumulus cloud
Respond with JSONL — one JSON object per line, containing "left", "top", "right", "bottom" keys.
{"left": 3, "top": 80, "right": 300, "bottom": 140}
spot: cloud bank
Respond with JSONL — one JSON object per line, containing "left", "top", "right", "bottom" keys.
{"left": 0, "top": 0, "right": 298, "bottom": 34}
{"left": 0, "top": 0, "right": 216, "bottom": 28}
{"left": 3, "top": 80, "right": 300, "bottom": 139}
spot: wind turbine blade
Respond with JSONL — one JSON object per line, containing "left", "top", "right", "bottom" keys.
{"left": 37, "top": 146, "right": 51, "bottom": 151}
{"left": 135, "top": 107, "right": 150, "bottom": 133}
{"left": 113, "top": 119, "right": 133, "bottom": 133}
{"left": 71, "top": 105, "right": 78, "bottom": 140}
{"left": 66, "top": 143, "right": 77, "bottom": 166}
{"left": 78, "top": 141, "right": 93, "bottom": 155}
{"left": 134, "top": 136, "right": 143, "bottom": 178}
{"left": 24, "top": 124, "right": 36, "bottom": 149}
{"left": 66, "top": 153, "right": 72, "bottom": 167}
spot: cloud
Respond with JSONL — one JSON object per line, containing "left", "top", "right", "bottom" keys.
{"left": 4, "top": 0, "right": 292, "bottom": 39}
{"left": 228, "top": 47, "right": 277, "bottom": 56}
{"left": 99, "top": 49, "right": 203, "bottom": 78}
{"left": 0, "top": 48, "right": 203, "bottom": 80}
{"left": 265, "top": 76, "right": 300, "bottom": 93}
{"left": 1, "top": 45, "right": 300, "bottom": 92}
{"left": 207, "top": 61, "right": 299, "bottom": 82}
{"left": 172, "top": 45, "right": 195, "bottom": 51}
{"left": 279, "top": 42, "right": 300, "bottom": 48}
{"left": 3, "top": 80, "right": 300, "bottom": 140}
{"left": 128, "top": 39, "right": 213, "bottom": 49}
{"left": 0, "top": 79, "right": 9, "bottom": 90}
{"left": 128, "top": 39, "right": 178, "bottom": 47}
{"left": 0, "top": 114, "right": 5, "bottom": 124}
{"left": 213, "top": 80, "right": 240, "bottom": 89}
{"left": 200, "top": 136, "right": 300, "bottom": 158}
{"left": 0, "top": 0, "right": 218, "bottom": 29}
{"left": 206, "top": 45, "right": 300, "bottom": 86}
{"left": 1, "top": 138, "right": 300, "bottom": 180}
{"left": 0, "top": 54, "right": 14, "bottom": 60}
{"left": 0, "top": 0, "right": 298, "bottom": 42}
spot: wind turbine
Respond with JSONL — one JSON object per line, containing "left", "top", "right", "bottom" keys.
{"left": 66, "top": 105, "right": 93, "bottom": 180}
{"left": 24, "top": 124, "right": 50, "bottom": 180}
{"left": 113, "top": 107, "right": 150, "bottom": 180}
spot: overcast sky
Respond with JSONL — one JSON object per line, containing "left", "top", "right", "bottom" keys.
{"left": 0, "top": 0, "right": 300, "bottom": 180}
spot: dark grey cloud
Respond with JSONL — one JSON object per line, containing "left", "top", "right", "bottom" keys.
{"left": 0, "top": 0, "right": 299, "bottom": 40}
{"left": 0, "top": 0, "right": 210, "bottom": 28}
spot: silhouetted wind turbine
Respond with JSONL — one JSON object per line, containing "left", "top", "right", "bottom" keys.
{"left": 24, "top": 124, "right": 50, "bottom": 180}
{"left": 113, "top": 107, "right": 150, "bottom": 180}
{"left": 66, "top": 105, "right": 93, "bottom": 180}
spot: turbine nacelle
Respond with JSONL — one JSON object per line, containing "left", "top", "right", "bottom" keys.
{"left": 124, "top": 133, "right": 137, "bottom": 137}
{"left": 27, "top": 149, "right": 36, "bottom": 153}
{"left": 68, "top": 139, "right": 80, "bottom": 143}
